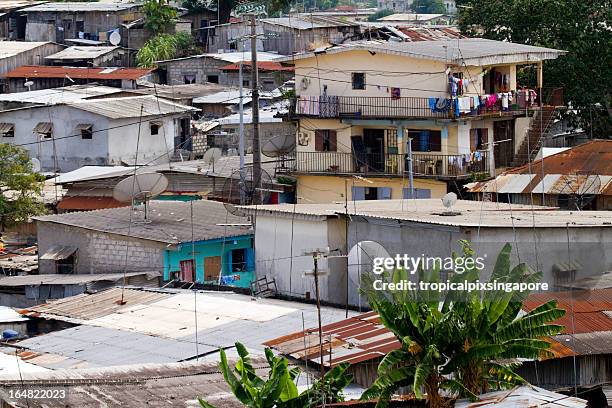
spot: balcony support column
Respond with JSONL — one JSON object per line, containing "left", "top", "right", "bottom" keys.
{"left": 396, "top": 125, "right": 404, "bottom": 155}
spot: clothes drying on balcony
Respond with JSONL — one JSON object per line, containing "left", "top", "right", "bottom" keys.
{"left": 298, "top": 95, "right": 320, "bottom": 115}
{"left": 428, "top": 97, "right": 450, "bottom": 113}
{"left": 319, "top": 95, "right": 339, "bottom": 117}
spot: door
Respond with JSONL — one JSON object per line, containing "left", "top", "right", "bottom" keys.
{"left": 363, "top": 129, "right": 385, "bottom": 172}
{"left": 179, "top": 259, "right": 195, "bottom": 282}
{"left": 204, "top": 256, "right": 222, "bottom": 281}
{"left": 493, "top": 120, "right": 514, "bottom": 168}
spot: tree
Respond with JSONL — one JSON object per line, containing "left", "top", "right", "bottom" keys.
{"left": 136, "top": 32, "right": 196, "bottom": 68}
{"left": 368, "top": 9, "right": 394, "bottom": 21}
{"left": 143, "top": 0, "right": 177, "bottom": 33}
{"left": 457, "top": 0, "right": 612, "bottom": 138}
{"left": 411, "top": 0, "right": 446, "bottom": 14}
{"left": 216, "top": 0, "right": 293, "bottom": 23}
{"left": 0, "top": 144, "right": 46, "bottom": 231}
{"left": 199, "top": 342, "right": 352, "bottom": 408}
{"left": 361, "top": 242, "right": 566, "bottom": 407}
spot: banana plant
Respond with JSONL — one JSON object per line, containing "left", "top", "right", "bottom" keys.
{"left": 198, "top": 342, "right": 352, "bottom": 408}
{"left": 360, "top": 242, "right": 566, "bottom": 408}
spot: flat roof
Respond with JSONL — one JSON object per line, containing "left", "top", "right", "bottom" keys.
{"left": 0, "top": 271, "right": 160, "bottom": 286}
{"left": 34, "top": 199, "right": 252, "bottom": 244}
{"left": 278, "top": 38, "right": 566, "bottom": 66}
{"left": 0, "top": 84, "right": 125, "bottom": 104}
{"left": 64, "top": 95, "right": 197, "bottom": 119}
{"left": 243, "top": 199, "right": 612, "bottom": 228}
{"left": 156, "top": 51, "right": 286, "bottom": 64}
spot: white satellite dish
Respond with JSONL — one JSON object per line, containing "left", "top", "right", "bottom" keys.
{"left": 23, "top": 80, "right": 33, "bottom": 91}
{"left": 30, "top": 158, "right": 41, "bottom": 172}
{"left": 113, "top": 172, "right": 168, "bottom": 221}
{"left": 441, "top": 192, "right": 458, "bottom": 214}
{"left": 109, "top": 31, "right": 121, "bottom": 46}
{"left": 261, "top": 133, "right": 295, "bottom": 158}
{"left": 202, "top": 147, "right": 222, "bottom": 172}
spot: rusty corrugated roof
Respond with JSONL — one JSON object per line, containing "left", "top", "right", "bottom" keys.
{"left": 266, "top": 288, "right": 612, "bottom": 366}
{"left": 3, "top": 65, "right": 154, "bottom": 80}
{"left": 57, "top": 196, "right": 126, "bottom": 211}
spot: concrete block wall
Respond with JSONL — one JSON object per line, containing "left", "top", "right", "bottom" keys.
{"left": 37, "top": 222, "right": 164, "bottom": 274}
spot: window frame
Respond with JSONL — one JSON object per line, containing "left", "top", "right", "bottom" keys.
{"left": 352, "top": 72, "right": 366, "bottom": 90}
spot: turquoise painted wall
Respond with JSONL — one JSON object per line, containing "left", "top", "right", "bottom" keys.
{"left": 163, "top": 235, "right": 254, "bottom": 288}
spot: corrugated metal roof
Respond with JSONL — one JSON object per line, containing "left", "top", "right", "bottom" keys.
{"left": 57, "top": 196, "right": 126, "bottom": 210}
{"left": 0, "top": 84, "right": 125, "bottom": 104}
{"left": 262, "top": 15, "right": 359, "bottom": 29}
{"left": 23, "top": 287, "right": 172, "bottom": 320}
{"left": 244, "top": 199, "right": 612, "bottom": 228}
{"left": 34, "top": 200, "right": 252, "bottom": 245}
{"left": 278, "top": 38, "right": 566, "bottom": 65}
{"left": 0, "top": 272, "right": 160, "bottom": 287}
{"left": 20, "top": 2, "right": 141, "bottom": 12}
{"left": 397, "top": 26, "right": 463, "bottom": 42}
{"left": 39, "top": 245, "right": 77, "bottom": 260}
{"left": 220, "top": 61, "right": 294, "bottom": 72}
{"left": 0, "top": 358, "right": 268, "bottom": 407}
{"left": 454, "top": 386, "right": 586, "bottom": 408}
{"left": 66, "top": 95, "right": 197, "bottom": 119}
{"left": 0, "top": 306, "right": 28, "bottom": 323}
{"left": 45, "top": 46, "right": 119, "bottom": 60}
{"left": 0, "top": 41, "right": 51, "bottom": 59}
{"left": 379, "top": 13, "right": 448, "bottom": 21}
{"left": 267, "top": 288, "right": 612, "bottom": 367}
{"left": 4, "top": 65, "right": 153, "bottom": 80}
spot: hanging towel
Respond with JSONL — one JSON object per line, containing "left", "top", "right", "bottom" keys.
{"left": 429, "top": 97, "right": 437, "bottom": 113}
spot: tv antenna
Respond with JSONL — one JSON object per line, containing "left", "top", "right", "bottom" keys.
{"left": 566, "top": 171, "right": 601, "bottom": 210}
{"left": 202, "top": 147, "right": 222, "bottom": 173}
{"left": 113, "top": 172, "right": 168, "bottom": 222}
{"left": 222, "top": 167, "right": 273, "bottom": 216}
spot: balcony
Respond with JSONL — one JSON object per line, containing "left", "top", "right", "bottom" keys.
{"left": 294, "top": 91, "right": 548, "bottom": 120}
{"left": 282, "top": 151, "right": 489, "bottom": 179}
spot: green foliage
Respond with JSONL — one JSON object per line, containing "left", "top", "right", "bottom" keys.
{"left": 143, "top": 0, "right": 177, "bottom": 33}
{"left": 136, "top": 33, "right": 196, "bottom": 68}
{"left": 0, "top": 144, "right": 46, "bottom": 230}
{"left": 198, "top": 342, "right": 352, "bottom": 408}
{"left": 181, "top": 0, "right": 210, "bottom": 13}
{"left": 458, "top": 0, "right": 612, "bottom": 138}
{"left": 412, "top": 0, "right": 446, "bottom": 14}
{"left": 217, "top": 0, "right": 293, "bottom": 22}
{"left": 361, "top": 242, "right": 565, "bottom": 407}
{"left": 368, "top": 9, "right": 394, "bottom": 21}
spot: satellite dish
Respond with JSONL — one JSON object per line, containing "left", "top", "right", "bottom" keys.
{"left": 30, "top": 158, "right": 41, "bottom": 172}
{"left": 109, "top": 31, "right": 121, "bottom": 46}
{"left": 113, "top": 172, "right": 168, "bottom": 221}
{"left": 441, "top": 192, "right": 459, "bottom": 215}
{"left": 221, "top": 167, "right": 273, "bottom": 216}
{"left": 23, "top": 80, "right": 34, "bottom": 88}
{"left": 202, "top": 147, "right": 222, "bottom": 172}
{"left": 261, "top": 134, "right": 295, "bottom": 158}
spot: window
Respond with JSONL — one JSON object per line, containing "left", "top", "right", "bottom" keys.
{"left": 352, "top": 72, "right": 365, "bottom": 90}
{"left": 207, "top": 75, "right": 219, "bottom": 84}
{"left": 231, "top": 248, "right": 247, "bottom": 272}
{"left": 352, "top": 186, "right": 392, "bottom": 200}
{"left": 403, "top": 188, "right": 432, "bottom": 199}
{"left": 242, "top": 79, "right": 250, "bottom": 87}
{"left": 470, "top": 128, "right": 488, "bottom": 152}
{"left": 77, "top": 124, "right": 93, "bottom": 139}
{"left": 0, "top": 123, "right": 14, "bottom": 137}
{"left": 33, "top": 122, "right": 52, "bottom": 139}
{"left": 263, "top": 80, "right": 275, "bottom": 86}
{"left": 314, "top": 130, "right": 337, "bottom": 152}
{"left": 76, "top": 21, "right": 84, "bottom": 32}
{"left": 183, "top": 74, "right": 196, "bottom": 84}
{"left": 408, "top": 129, "right": 442, "bottom": 152}
{"left": 150, "top": 122, "right": 161, "bottom": 135}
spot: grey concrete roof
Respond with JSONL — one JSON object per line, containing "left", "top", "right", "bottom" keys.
{"left": 20, "top": 2, "right": 141, "bottom": 12}
{"left": 44, "top": 46, "right": 119, "bottom": 60}
{"left": 66, "top": 95, "right": 198, "bottom": 119}
{"left": 33, "top": 200, "right": 252, "bottom": 244}
{"left": 278, "top": 38, "right": 566, "bottom": 66}
{"left": 0, "top": 272, "right": 160, "bottom": 287}
{"left": 243, "top": 199, "right": 612, "bottom": 228}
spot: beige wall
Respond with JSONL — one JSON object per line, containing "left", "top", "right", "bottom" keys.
{"left": 296, "top": 174, "right": 447, "bottom": 204}
{"left": 295, "top": 50, "right": 520, "bottom": 99}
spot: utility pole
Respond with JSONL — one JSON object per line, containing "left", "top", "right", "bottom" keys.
{"left": 303, "top": 247, "right": 330, "bottom": 380}
{"left": 407, "top": 137, "right": 414, "bottom": 198}
{"left": 250, "top": 14, "right": 262, "bottom": 204}
{"left": 238, "top": 39, "right": 245, "bottom": 204}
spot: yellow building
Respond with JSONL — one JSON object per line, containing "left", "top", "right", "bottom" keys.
{"left": 278, "top": 39, "right": 566, "bottom": 203}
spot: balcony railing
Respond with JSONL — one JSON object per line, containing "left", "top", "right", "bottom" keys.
{"left": 282, "top": 151, "right": 488, "bottom": 178}
{"left": 294, "top": 91, "right": 544, "bottom": 120}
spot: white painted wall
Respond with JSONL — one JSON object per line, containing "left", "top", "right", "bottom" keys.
{"left": 0, "top": 105, "right": 179, "bottom": 172}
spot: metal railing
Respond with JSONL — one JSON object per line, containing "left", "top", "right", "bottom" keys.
{"left": 283, "top": 151, "right": 488, "bottom": 178}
